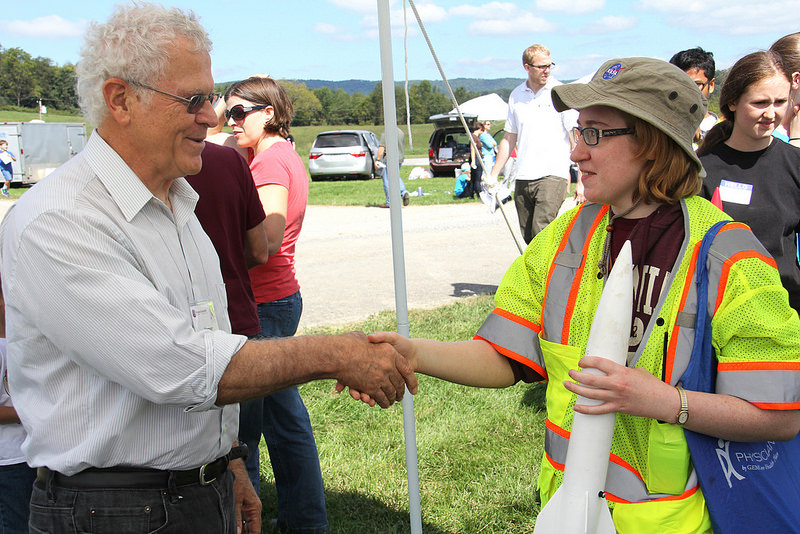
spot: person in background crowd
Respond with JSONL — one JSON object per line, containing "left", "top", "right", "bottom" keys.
{"left": 490, "top": 44, "right": 581, "bottom": 244}
{"left": 698, "top": 50, "right": 800, "bottom": 313}
{"left": 0, "top": 286, "right": 35, "bottom": 534}
{"left": 375, "top": 127, "right": 410, "bottom": 208}
{"left": 225, "top": 75, "right": 329, "bottom": 534}
{"left": 770, "top": 33, "right": 800, "bottom": 148}
{"left": 0, "top": 140, "right": 16, "bottom": 197}
{"left": 669, "top": 47, "right": 719, "bottom": 147}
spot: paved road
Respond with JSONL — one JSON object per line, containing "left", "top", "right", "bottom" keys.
{"left": 0, "top": 197, "right": 525, "bottom": 331}
{"left": 295, "top": 201, "right": 523, "bottom": 331}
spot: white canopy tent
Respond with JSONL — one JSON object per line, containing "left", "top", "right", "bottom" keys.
{"left": 450, "top": 93, "right": 508, "bottom": 122}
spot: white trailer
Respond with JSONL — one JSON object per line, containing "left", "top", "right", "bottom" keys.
{"left": 0, "top": 121, "right": 88, "bottom": 185}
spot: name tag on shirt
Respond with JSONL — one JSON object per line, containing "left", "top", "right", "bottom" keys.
{"left": 718, "top": 179, "right": 753, "bottom": 205}
{"left": 190, "top": 300, "right": 219, "bottom": 331}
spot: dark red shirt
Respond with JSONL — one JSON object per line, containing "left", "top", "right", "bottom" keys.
{"left": 186, "top": 143, "right": 266, "bottom": 336}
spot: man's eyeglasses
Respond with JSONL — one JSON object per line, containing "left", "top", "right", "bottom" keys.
{"left": 573, "top": 126, "right": 635, "bottom": 146}
{"left": 527, "top": 62, "right": 555, "bottom": 71}
{"left": 129, "top": 81, "right": 220, "bottom": 114}
{"left": 695, "top": 80, "right": 709, "bottom": 90}
{"left": 225, "top": 104, "right": 268, "bottom": 122}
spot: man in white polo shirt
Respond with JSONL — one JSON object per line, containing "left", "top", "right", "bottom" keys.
{"left": 491, "top": 44, "right": 580, "bottom": 244}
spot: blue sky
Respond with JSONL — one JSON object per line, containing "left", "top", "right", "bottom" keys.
{"left": 0, "top": 0, "right": 797, "bottom": 84}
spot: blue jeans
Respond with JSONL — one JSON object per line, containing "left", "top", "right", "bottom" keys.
{"left": 380, "top": 165, "right": 407, "bottom": 206}
{"left": 238, "top": 291, "right": 328, "bottom": 532}
{"left": 28, "top": 468, "right": 235, "bottom": 534}
{"left": 0, "top": 462, "right": 36, "bottom": 534}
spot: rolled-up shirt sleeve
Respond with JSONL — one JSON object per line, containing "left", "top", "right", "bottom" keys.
{"left": 6, "top": 205, "right": 244, "bottom": 410}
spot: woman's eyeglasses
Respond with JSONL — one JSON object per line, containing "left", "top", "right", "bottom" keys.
{"left": 128, "top": 81, "right": 220, "bottom": 114}
{"left": 225, "top": 104, "right": 268, "bottom": 122}
{"left": 573, "top": 126, "right": 635, "bottom": 146}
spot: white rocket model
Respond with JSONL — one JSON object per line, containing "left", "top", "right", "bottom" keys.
{"left": 533, "top": 240, "right": 633, "bottom": 534}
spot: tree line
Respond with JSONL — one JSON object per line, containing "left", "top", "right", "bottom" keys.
{"left": 0, "top": 45, "right": 79, "bottom": 112}
{"left": 0, "top": 43, "right": 485, "bottom": 124}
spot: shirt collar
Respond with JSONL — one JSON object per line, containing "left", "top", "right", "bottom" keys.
{"left": 83, "top": 132, "right": 198, "bottom": 223}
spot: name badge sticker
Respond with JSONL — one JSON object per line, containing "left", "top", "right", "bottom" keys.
{"left": 190, "top": 299, "right": 219, "bottom": 331}
{"left": 718, "top": 179, "right": 753, "bottom": 205}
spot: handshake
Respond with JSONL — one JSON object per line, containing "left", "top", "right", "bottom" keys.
{"left": 333, "top": 331, "right": 417, "bottom": 408}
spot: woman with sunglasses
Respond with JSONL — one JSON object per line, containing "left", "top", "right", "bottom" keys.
{"left": 697, "top": 51, "right": 800, "bottom": 313}
{"left": 357, "top": 58, "right": 800, "bottom": 532}
{"left": 223, "top": 76, "right": 328, "bottom": 533}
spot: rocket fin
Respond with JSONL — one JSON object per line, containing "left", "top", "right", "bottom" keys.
{"left": 595, "top": 501, "right": 616, "bottom": 534}
{"left": 532, "top": 486, "right": 566, "bottom": 533}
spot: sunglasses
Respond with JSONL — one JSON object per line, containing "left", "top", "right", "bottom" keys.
{"left": 129, "top": 81, "right": 220, "bottom": 114}
{"left": 225, "top": 104, "right": 268, "bottom": 122}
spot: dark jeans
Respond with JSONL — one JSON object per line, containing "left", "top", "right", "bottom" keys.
{"left": 0, "top": 462, "right": 36, "bottom": 534}
{"left": 238, "top": 291, "right": 329, "bottom": 533}
{"left": 514, "top": 176, "right": 568, "bottom": 244}
{"left": 28, "top": 468, "right": 235, "bottom": 534}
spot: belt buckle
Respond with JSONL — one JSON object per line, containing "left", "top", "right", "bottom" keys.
{"left": 198, "top": 463, "right": 216, "bottom": 486}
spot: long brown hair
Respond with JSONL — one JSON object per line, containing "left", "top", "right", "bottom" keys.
{"left": 771, "top": 33, "right": 800, "bottom": 76}
{"left": 697, "top": 50, "right": 788, "bottom": 156}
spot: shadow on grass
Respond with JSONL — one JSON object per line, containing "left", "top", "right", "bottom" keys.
{"left": 520, "top": 382, "right": 547, "bottom": 411}
{"left": 450, "top": 282, "right": 498, "bottom": 298}
{"left": 257, "top": 481, "right": 455, "bottom": 534}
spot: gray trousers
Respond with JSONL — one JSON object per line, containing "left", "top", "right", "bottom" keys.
{"left": 514, "top": 176, "right": 568, "bottom": 244}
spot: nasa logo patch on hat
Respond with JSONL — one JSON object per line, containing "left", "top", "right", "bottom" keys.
{"left": 602, "top": 63, "right": 625, "bottom": 80}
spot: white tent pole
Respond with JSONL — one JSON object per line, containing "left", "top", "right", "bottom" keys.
{"left": 377, "top": 1, "right": 423, "bottom": 533}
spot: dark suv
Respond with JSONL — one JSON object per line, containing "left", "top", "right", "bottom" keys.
{"left": 428, "top": 113, "right": 478, "bottom": 176}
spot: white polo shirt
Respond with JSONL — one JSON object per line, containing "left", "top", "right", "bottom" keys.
{"left": 505, "top": 78, "right": 578, "bottom": 182}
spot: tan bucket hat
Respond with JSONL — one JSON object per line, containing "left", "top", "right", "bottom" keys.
{"left": 551, "top": 57, "right": 707, "bottom": 177}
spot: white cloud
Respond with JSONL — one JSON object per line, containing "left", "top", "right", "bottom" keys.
{"left": 313, "top": 23, "right": 339, "bottom": 34}
{"left": 0, "top": 15, "right": 86, "bottom": 39}
{"left": 536, "top": 0, "right": 605, "bottom": 14}
{"left": 637, "top": 0, "right": 800, "bottom": 35}
{"left": 579, "top": 15, "right": 638, "bottom": 34}
{"left": 470, "top": 12, "right": 558, "bottom": 35}
{"left": 449, "top": 2, "right": 519, "bottom": 17}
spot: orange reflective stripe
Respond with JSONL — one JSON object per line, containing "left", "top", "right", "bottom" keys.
{"left": 753, "top": 401, "right": 800, "bottom": 410}
{"left": 490, "top": 307, "right": 541, "bottom": 334}
{"left": 605, "top": 484, "right": 699, "bottom": 504}
{"left": 479, "top": 336, "right": 547, "bottom": 380}
{"left": 665, "top": 241, "right": 702, "bottom": 385}
{"left": 561, "top": 206, "right": 608, "bottom": 344}
{"left": 546, "top": 418, "right": 570, "bottom": 439}
{"left": 716, "top": 250, "right": 778, "bottom": 313}
{"left": 718, "top": 361, "right": 800, "bottom": 371}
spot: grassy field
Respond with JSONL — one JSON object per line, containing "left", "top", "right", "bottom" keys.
{"left": 276, "top": 295, "right": 547, "bottom": 533}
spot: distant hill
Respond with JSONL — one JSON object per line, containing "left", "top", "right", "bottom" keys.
{"left": 289, "top": 78, "right": 526, "bottom": 96}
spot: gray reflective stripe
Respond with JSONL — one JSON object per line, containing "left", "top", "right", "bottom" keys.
{"left": 545, "top": 425, "right": 699, "bottom": 502}
{"left": 542, "top": 203, "right": 605, "bottom": 342}
{"left": 554, "top": 252, "right": 582, "bottom": 269}
{"left": 717, "top": 368, "right": 800, "bottom": 404}
{"left": 475, "top": 312, "right": 544, "bottom": 371}
{"left": 675, "top": 311, "right": 696, "bottom": 328}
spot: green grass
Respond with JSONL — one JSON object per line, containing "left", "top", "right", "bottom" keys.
{"left": 0, "top": 109, "right": 91, "bottom": 128}
{"left": 252, "top": 295, "right": 547, "bottom": 533}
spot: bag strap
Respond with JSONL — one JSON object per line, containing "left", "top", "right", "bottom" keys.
{"left": 680, "top": 220, "right": 729, "bottom": 393}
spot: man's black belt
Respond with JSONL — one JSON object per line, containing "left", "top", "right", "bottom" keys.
{"left": 36, "top": 444, "right": 248, "bottom": 489}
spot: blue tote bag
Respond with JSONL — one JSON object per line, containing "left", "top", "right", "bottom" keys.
{"left": 680, "top": 221, "right": 800, "bottom": 533}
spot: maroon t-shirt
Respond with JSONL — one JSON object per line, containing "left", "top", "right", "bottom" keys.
{"left": 508, "top": 203, "right": 685, "bottom": 383}
{"left": 186, "top": 143, "right": 266, "bottom": 337}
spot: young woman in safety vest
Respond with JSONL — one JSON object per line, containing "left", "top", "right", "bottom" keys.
{"left": 359, "top": 57, "right": 800, "bottom": 533}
